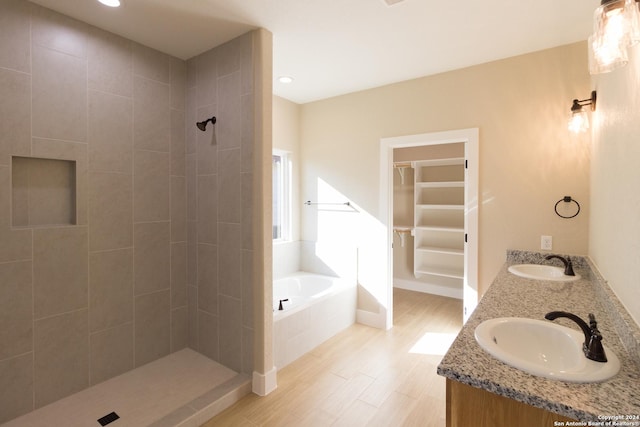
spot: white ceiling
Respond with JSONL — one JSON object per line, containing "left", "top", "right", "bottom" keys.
{"left": 29, "top": 0, "right": 600, "bottom": 104}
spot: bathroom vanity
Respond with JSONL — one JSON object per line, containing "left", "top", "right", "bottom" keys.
{"left": 438, "top": 250, "right": 640, "bottom": 426}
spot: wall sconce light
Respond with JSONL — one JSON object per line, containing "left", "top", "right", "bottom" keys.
{"left": 589, "top": 0, "right": 640, "bottom": 74}
{"left": 568, "top": 91, "right": 597, "bottom": 133}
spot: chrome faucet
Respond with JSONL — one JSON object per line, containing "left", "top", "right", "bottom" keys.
{"left": 545, "top": 311, "right": 608, "bottom": 362}
{"left": 544, "top": 255, "right": 575, "bottom": 276}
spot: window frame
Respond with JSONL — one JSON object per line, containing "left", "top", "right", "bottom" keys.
{"left": 272, "top": 149, "right": 292, "bottom": 242}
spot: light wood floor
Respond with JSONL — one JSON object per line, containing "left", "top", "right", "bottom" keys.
{"left": 202, "top": 288, "right": 463, "bottom": 427}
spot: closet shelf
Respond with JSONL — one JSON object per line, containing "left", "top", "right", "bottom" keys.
{"left": 416, "top": 181, "right": 464, "bottom": 188}
{"left": 415, "top": 266, "right": 464, "bottom": 280}
{"left": 416, "top": 204, "right": 463, "bottom": 210}
{"left": 414, "top": 225, "right": 464, "bottom": 232}
{"left": 413, "top": 157, "right": 465, "bottom": 285}
{"left": 416, "top": 246, "right": 464, "bottom": 255}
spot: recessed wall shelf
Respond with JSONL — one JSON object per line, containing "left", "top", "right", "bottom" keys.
{"left": 11, "top": 156, "right": 77, "bottom": 227}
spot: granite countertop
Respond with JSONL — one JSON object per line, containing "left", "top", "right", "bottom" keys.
{"left": 437, "top": 251, "right": 640, "bottom": 422}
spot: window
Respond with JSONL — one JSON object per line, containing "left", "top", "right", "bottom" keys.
{"left": 272, "top": 150, "right": 291, "bottom": 241}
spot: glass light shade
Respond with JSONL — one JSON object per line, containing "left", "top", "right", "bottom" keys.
{"left": 568, "top": 110, "right": 590, "bottom": 133}
{"left": 98, "top": 0, "right": 120, "bottom": 7}
{"left": 624, "top": 0, "right": 640, "bottom": 45}
{"left": 588, "top": 0, "right": 635, "bottom": 74}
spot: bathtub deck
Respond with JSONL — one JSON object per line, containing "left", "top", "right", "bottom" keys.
{"left": 2, "top": 349, "right": 251, "bottom": 427}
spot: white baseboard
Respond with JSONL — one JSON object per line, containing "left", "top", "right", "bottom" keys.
{"left": 356, "top": 309, "right": 388, "bottom": 329}
{"left": 252, "top": 367, "right": 277, "bottom": 396}
{"left": 393, "top": 279, "right": 463, "bottom": 299}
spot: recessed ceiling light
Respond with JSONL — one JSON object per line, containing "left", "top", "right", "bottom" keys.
{"left": 98, "top": 0, "right": 120, "bottom": 7}
{"left": 278, "top": 76, "right": 294, "bottom": 84}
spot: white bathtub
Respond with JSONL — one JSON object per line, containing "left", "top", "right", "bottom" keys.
{"left": 273, "top": 272, "right": 357, "bottom": 368}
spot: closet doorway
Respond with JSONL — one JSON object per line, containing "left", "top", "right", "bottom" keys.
{"left": 380, "top": 129, "right": 478, "bottom": 327}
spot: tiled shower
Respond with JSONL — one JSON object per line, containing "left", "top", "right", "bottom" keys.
{"left": 0, "top": 0, "right": 258, "bottom": 423}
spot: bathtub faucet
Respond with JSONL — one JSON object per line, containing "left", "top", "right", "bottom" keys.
{"left": 278, "top": 299, "right": 289, "bottom": 311}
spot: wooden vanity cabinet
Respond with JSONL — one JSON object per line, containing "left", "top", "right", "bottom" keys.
{"left": 446, "top": 379, "right": 576, "bottom": 427}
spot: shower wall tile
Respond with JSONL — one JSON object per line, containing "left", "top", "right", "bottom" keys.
{"left": 218, "top": 223, "right": 242, "bottom": 299}
{"left": 241, "top": 250, "right": 253, "bottom": 329}
{"left": 0, "top": 0, "right": 30, "bottom": 73}
{"left": 88, "top": 27, "right": 133, "bottom": 97}
{"left": 240, "top": 93, "right": 254, "bottom": 173}
{"left": 0, "top": 68, "right": 31, "bottom": 165}
{"left": 89, "top": 248, "right": 134, "bottom": 332}
{"left": 134, "top": 221, "right": 170, "bottom": 296}
{"left": 32, "top": 45, "right": 87, "bottom": 142}
{"left": 218, "top": 72, "right": 242, "bottom": 150}
{"left": 0, "top": 229, "right": 32, "bottom": 264}
{"left": 88, "top": 90, "right": 133, "bottom": 174}
{"left": 186, "top": 87, "right": 197, "bottom": 154}
{"left": 186, "top": 58, "right": 197, "bottom": 89}
{"left": 134, "top": 149, "right": 170, "bottom": 222}
{"left": 31, "top": 138, "right": 88, "bottom": 226}
{"left": 133, "top": 76, "right": 171, "bottom": 152}
{"left": 197, "top": 174, "right": 217, "bottom": 244}
{"left": 171, "top": 242, "right": 187, "bottom": 309}
{"left": 0, "top": 260, "right": 32, "bottom": 360}
{"left": 0, "top": 1, "right": 193, "bottom": 418}
{"left": 30, "top": 4, "right": 87, "bottom": 58}
{"left": 34, "top": 309, "right": 89, "bottom": 408}
{"left": 171, "top": 306, "right": 188, "bottom": 352}
{"left": 187, "top": 32, "right": 256, "bottom": 372}
{"left": 171, "top": 176, "right": 187, "bottom": 242}
{"left": 186, "top": 154, "right": 197, "bottom": 221}
{"left": 197, "top": 310, "right": 219, "bottom": 361}
{"left": 196, "top": 49, "right": 217, "bottom": 108}
{"left": 197, "top": 243, "right": 218, "bottom": 315}
{"left": 171, "top": 109, "right": 186, "bottom": 176}
{"left": 0, "top": 166, "right": 10, "bottom": 225}
{"left": 241, "top": 326, "right": 253, "bottom": 375}
{"left": 218, "top": 148, "right": 241, "bottom": 223}
{"left": 187, "top": 220, "right": 197, "bottom": 285}
{"left": 239, "top": 33, "right": 253, "bottom": 96}
{"left": 134, "top": 290, "right": 170, "bottom": 367}
{"left": 33, "top": 227, "right": 88, "bottom": 319}
{"left": 219, "top": 295, "right": 242, "bottom": 372}
{"left": 187, "top": 285, "right": 198, "bottom": 350}
{"left": 133, "top": 43, "right": 171, "bottom": 84}
{"left": 90, "top": 322, "right": 133, "bottom": 385}
{"left": 217, "top": 37, "right": 241, "bottom": 78}
{"left": 0, "top": 353, "right": 33, "bottom": 424}
{"left": 241, "top": 173, "right": 254, "bottom": 250}
{"left": 88, "top": 171, "right": 133, "bottom": 251}
{"left": 171, "top": 57, "right": 186, "bottom": 111}
{"left": 196, "top": 104, "right": 218, "bottom": 174}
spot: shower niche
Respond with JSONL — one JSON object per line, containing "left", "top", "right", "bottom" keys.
{"left": 11, "top": 156, "right": 77, "bottom": 227}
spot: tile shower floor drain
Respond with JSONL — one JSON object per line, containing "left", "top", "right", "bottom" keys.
{"left": 97, "top": 411, "right": 119, "bottom": 426}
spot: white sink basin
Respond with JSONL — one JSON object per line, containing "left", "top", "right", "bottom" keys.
{"left": 508, "top": 264, "right": 581, "bottom": 282}
{"left": 474, "top": 317, "right": 620, "bottom": 383}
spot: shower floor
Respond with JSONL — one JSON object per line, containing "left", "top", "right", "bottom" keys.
{"left": 2, "top": 349, "right": 251, "bottom": 427}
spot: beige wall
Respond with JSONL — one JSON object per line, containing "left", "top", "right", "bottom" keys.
{"left": 299, "top": 42, "right": 591, "bottom": 310}
{"left": 589, "top": 44, "right": 640, "bottom": 326}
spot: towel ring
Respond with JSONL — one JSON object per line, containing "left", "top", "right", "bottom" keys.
{"left": 555, "top": 196, "right": 580, "bottom": 219}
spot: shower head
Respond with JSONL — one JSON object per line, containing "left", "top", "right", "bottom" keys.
{"left": 196, "top": 116, "right": 216, "bottom": 131}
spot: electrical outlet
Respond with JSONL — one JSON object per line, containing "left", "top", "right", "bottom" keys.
{"left": 541, "top": 235, "right": 553, "bottom": 251}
